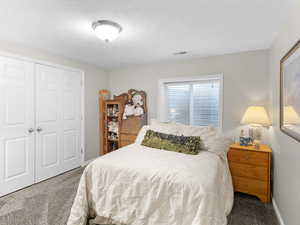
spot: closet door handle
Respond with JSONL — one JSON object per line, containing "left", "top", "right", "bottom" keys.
{"left": 28, "top": 128, "right": 35, "bottom": 133}
{"left": 37, "top": 127, "right": 43, "bottom": 132}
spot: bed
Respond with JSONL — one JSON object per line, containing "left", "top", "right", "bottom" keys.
{"left": 67, "top": 122, "right": 234, "bottom": 225}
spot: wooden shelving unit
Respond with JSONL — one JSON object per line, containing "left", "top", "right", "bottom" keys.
{"left": 98, "top": 90, "right": 110, "bottom": 155}
{"left": 99, "top": 89, "right": 147, "bottom": 155}
{"left": 103, "top": 100, "right": 124, "bottom": 154}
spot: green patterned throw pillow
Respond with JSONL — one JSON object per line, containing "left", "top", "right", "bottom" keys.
{"left": 141, "top": 130, "right": 202, "bottom": 155}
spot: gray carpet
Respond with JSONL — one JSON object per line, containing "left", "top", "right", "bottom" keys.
{"left": 0, "top": 167, "right": 279, "bottom": 225}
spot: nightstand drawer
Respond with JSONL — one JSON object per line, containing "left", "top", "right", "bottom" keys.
{"left": 232, "top": 176, "right": 268, "bottom": 197}
{"left": 229, "top": 162, "right": 268, "bottom": 181}
{"left": 228, "top": 149, "right": 269, "bottom": 167}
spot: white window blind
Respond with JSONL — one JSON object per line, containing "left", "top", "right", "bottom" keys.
{"left": 165, "top": 78, "right": 221, "bottom": 128}
{"left": 166, "top": 84, "right": 190, "bottom": 124}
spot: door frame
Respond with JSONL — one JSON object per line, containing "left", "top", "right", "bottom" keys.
{"left": 0, "top": 50, "right": 86, "bottom": 167}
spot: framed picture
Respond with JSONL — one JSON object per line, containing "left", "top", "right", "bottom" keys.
{"left": 280, "top": 40, "right": 300, "bottom": 141}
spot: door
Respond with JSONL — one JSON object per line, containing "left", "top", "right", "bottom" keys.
{"left": 0, "top": 57, "right": 35, "bottom": 196}
{"left": 35, "top": 65, "right": 81, "bottom": 182}
{"left": 61, "top": 69, "right": 81, "bottom": 172}
{"left": 35, "top": 65, "right": 62, "bottom": 182}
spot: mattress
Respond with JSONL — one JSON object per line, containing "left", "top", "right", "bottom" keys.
{"left": 67, "top": 143, "right": 233, "bottom": 225}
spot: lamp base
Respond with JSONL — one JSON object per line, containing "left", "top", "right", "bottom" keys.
{"left": 253, "top": 139, "right": 260, "bottom": 149}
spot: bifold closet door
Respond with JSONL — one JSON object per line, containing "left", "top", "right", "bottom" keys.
{"left": 0, "top": 57, "right": 35, "bottom": 196}
{"left": 35, "top": 65, "right": 81, "bottom": 182}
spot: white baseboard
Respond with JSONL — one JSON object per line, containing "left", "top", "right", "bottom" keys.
{"left": 82, "top": 157, "right": 97, "bottom": 167}
{"left": 272, "top": 197, "right": 285, "bottom": 225}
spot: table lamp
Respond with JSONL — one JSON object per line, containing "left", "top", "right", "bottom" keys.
{"left": 240, "top": 106, "right": 271, "bottom": 148}
{"left": 284, "top": 106, "right": 300, "bottom": 125}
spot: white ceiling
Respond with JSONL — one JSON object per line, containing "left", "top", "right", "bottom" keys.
{"left": 0, "top": 0, "right": 286, "bottom": 69}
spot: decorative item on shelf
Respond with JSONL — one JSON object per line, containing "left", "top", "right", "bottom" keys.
{"left": 108, "top": 132, "right": 118, "bottom": 141}
{"left": 239, "top": 129, "right": 252, "bottom": 146}
{"left": 123, "top": 100, "right": 145, "bottom": 119}
{"left": 240, "top": 106, "right": 271, "bottom": 149}
{"left": 108, "top": 120, "right": 118, "bottom": 133}
{"left": 123, "top": 90, "right": 146, "bottom": 119}
{"left": 280, "top": 40, "right": 300, "bottom": 142}
{"left": 123, "top": 100, "right": 135, "bottom": 119}
{"left": 134, "top": 103, "right": 144, "bottom": 117}
{"left": 107, "top": 104, "right": 119, "bottom": 117}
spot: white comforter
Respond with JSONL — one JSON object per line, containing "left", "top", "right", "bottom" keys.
{"left": 67, "top": 144, "right": 233, "bottom": 225}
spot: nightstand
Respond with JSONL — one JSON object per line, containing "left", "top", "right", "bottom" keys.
{"left": 228, "top": 143, "right": 272, "bottom": 203}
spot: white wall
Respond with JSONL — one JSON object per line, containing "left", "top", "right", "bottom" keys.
{"left": 0, "top": 40, "right": 108, "bottom": 161}
{"left": 269, "top": 0, "right": 300, "bottom": 224}
{"left": 108, "top": 50, "right": 270, "bottom": 139}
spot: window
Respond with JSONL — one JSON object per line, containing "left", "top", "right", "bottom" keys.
{"left": 158, "top": 75, "right": 223, "bottom": 129}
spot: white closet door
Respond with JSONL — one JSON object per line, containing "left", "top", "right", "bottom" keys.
{"left": 0, "top": 57, "right": 35, "bottom": 196}
{"left": 35, "top": 65, "right": 81, "bottom": 182}
{"left": 35, "top": 65, "right": 62, "bottom": 182}
{"left": 61, "top": 69, "right": 81, "bottom": 172}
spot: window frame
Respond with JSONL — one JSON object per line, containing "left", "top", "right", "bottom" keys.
{"left": 157, "top": 74, "right": 224, "bottom": 131}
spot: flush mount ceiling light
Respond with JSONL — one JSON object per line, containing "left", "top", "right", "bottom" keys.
{"left": 173, "top": 51, "right": 188, "bottom": 55}
{"left": 92, "top": 20, "right": 122, "bottom": 42}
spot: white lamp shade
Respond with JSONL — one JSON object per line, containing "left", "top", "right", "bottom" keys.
{"left": 284, "top": 106, "right": 300, "bottom": 124}
{"left": 241, "top": 106, "right": 271, "bottom": 126}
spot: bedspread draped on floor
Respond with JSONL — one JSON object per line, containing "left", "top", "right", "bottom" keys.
{"left": 67, "top": 144, "right": 234, "bottom": 225}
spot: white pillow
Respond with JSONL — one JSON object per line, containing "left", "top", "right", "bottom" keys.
{"left": 175, "top": 122, "right": 233, "bottom": 156}
{"left": 149, "top": 119, "right": 180, "bottom": 135}
{"left": 204, "top": 133, "right": 233, "bottom": 159}
{"left": 135, "top": 120, "right": 182, "bottom": 145}
{"left": 175, "top": 123, "right": 215, "bottom": 137}
{"left": 135, "top": 125, "right": 150, "bottom": 144}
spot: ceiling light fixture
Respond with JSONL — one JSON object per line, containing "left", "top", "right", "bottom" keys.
{"left": 173, "top": 51, "right": 188, "bottom": 55}
{"left": 92, "top": 20, "right": 122, "bottom": 42}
